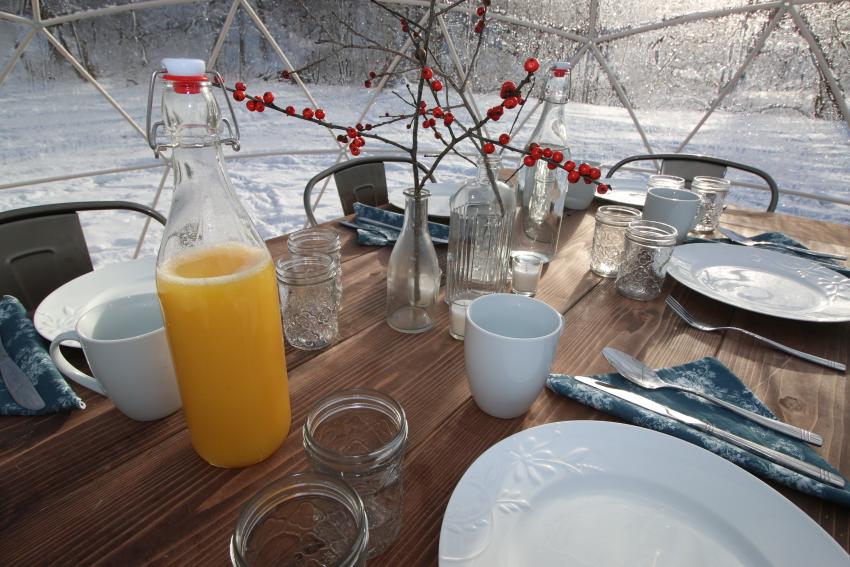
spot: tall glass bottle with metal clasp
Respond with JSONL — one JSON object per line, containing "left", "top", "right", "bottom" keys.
{"left": 511, "top": 62, "right": 571, "bottom": 263}
{"left": 446, "top": 155, "right": 516, "bottom": 304}
{"left": 147, "top": 58, "right": 291, "bottom": 468}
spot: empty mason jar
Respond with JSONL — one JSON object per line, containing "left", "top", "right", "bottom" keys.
{"left": 647, "top": 174, "right": 685, "bottom": 190}
{"left": 304, "top": 389, "right": 408, "bottom": 559}
{"left": 288, "top": 228, "right": 342, "bottom": 307}
{"left": 616, "top": 220, "right": 678, "bottom": 301}
{"left": 590, "top": 205, "right": 642, "bottom": 277}
{"left": 276, "top": 253, "right": 339, "bottom": 350}
{"left": 691, "top": 176, "right": 731, "bottom": 233}
{"left": 230, "top": 472, "right": 368, "bottom": 567}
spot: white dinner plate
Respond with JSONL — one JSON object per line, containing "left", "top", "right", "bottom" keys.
{"left": 594, "top": 177, "right": 648, "bottom": 207}
{"left": 439, "top": 421, "right": 848, "bottom": 566}
{"left": 388, "top": 182, "right": 461, "bottom": 219}
{"left": 34, "top": 257, "right": 157, "bottom": 343}
{"left": 668, "top": 243, "right": 850, "bottom": 322}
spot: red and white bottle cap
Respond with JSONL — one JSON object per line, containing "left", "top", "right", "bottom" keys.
{"left": 552, "top": 61, "right": 571, "bottom": 78}
{"left": 161, "top": 58, "right": 207, "bottom": 93}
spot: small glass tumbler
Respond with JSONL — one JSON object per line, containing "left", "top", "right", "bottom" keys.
{"left": 288, "top": 228, "right": 343, "bottom": 307}
{"left": 647, "top": 174, "right": 685, "bottom": 190}
{"left": 590, "top": 205, "right": 642, "bottom": 277}
{"left": 616, "top": 220, "right": 678, "bottom": 301}
{"left": 304, "top": 389, "right": 408, "bottom": 559}
{"left": 691, "top": 176, "right": 731, "bottom": 233}
{"left": 230, "top": 471, "right": 369, "bottom": 567}
{"left": 511, "top": 254, "right": 544, "bottom": 296}
{"left": 449, "top": 298, "right": 471, "bottom": 340}
{"left": 276, "top": 253, "right": 339, "bottom": 350}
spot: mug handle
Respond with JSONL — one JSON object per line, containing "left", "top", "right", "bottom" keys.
{"left": 49, "top": 331, "right": 107, "bottom": 396}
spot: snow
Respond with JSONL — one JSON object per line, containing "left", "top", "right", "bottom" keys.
{"left": 0, "top": 80, "right": 847, "bottom": 269}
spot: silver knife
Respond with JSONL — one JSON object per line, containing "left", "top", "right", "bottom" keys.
{"left": 602, "top": 348, "right": 824, "bottom": 446}
{"left": 0, "top": 337, "right": 46, "bottom": 411}
{"left": 572, "top": 374, "right": 845, "bottom": 488}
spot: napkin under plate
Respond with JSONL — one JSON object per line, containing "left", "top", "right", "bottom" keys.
{"left": 547, "top": 357, "right": 850, "bottom": 506}
{"left": 0, "top": 296, "right": 85, "bottom": 415}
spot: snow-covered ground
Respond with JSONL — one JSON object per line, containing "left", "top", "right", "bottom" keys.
{"left": 1, "top": 81, "right": 847, "bottom": 268}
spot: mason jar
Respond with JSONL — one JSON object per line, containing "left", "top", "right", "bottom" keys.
{"left": 691, "top": 176, "right": 731, "bottom": 233}
{"left": 276, "top": 253, "right": 339, "bottom": 350}
{"left": 288, "top": 228, "right": 343, "bottom": 308}
{"left": 615, "top": 220, "right": 678, "bottom": 301}
{"left": 590, "top": 205, "right": 642, "bottom": 277}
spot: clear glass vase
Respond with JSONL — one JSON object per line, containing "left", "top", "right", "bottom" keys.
{"left": 386, "top": 189, "right": 441, "bottom": 333}
{"left": 446, "top": 155, "right": 516, "bottom": 305}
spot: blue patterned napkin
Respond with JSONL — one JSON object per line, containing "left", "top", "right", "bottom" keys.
{"left": 0, "top": 296, "right": 85, "bottom": 415}
{"left": 344, "top": 203, "right": 449, "bottom": 246}
{"left": 686, "top": 232, "right": 849, "bottom": 277}
{"left": 547, "top": 357, "right": 850, "bottom": 506}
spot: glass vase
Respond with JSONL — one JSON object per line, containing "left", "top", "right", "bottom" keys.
{"left": 386, "top": 189, "right": 441, "bottom": 333}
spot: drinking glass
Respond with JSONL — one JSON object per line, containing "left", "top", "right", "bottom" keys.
{"left": 230, "top": 472, "right": 368, "bottom": 567}
{"left": 616, "top": 220, "right": 678, "bottom": 301}
{"left": 449, "top": 298, "right": 471, "bottom": 340}
{"left": 288, "top": 228, "right": 342, "bottom": 307}
{"left": 304, "top": 389, "right": 408, "bottom": 558}
{"left": 647, "top": 174, "right": 685, "bottom": 190}
{"left": 276, "top": 253, "right": 339, "bottom": 350}
{"left": 511, "top": 254, "right": 544, "bottom": 296}
{"left": 589, "top": 205, "right": 642, "bottom": 277}
{"left": 691, "top": 176, "right": 731, "bottom": 233}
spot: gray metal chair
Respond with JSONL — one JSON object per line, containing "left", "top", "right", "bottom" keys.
{"left": 303, "top": 155, "right": 436, "bottom": 226}
{"left": 0, "top": 201, "right": 166, "bottom": 312}
{"left": 605, "top": 153, "right": 779, "bottom": 212}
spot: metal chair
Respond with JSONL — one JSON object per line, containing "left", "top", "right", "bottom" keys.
{"left": 0, "top": 201, "right": 166, "bottom": 312}
{"left": 303, "top": 155, "right": 436, "bottom": 226}
{"left": 605, "top": 153, "right": 779, "bottom": 212}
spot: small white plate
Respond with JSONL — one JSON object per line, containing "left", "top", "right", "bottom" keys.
{"left": 388, "top": 182, "right": 461, "bottom": 219}
{"left": 594, "top": 177, "right": 648, "bottom": 207}
{"left": 34, "top": 257, "right": 157, "bottom": 343}
{"left": 668, "top": 243, "right": 850, "bottom": 322}
{"left": 439, "top": 421, "right": 848, "bottom": 566}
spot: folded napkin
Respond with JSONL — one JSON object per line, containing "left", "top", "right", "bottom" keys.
{"left": 0, "top": 296, "right": 85, "bottom": 415}
{"left": 547, "top": 357, "right": 850, "bottom": 507}
{"left": 685, "top": 232, "right": 850, "bottom": 278}
{"left": 346, "top": 202, "right": 450, "bottom": 246}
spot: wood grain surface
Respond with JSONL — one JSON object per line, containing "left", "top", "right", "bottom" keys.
{"left": 1, "top": 204, "right": 848, "bottom": 565}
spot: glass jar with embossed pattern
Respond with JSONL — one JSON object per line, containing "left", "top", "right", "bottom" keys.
{"left": 230, "top": 471, "right": 368, "bottom": 567}
{"left": 590, "top": 205, "right": 642, "bottom": 277}
{"left": 276, "top": 253, "right": 339, "bottom": 350}
{"left": 615, "top": 220, "right": 678, "bottom": 301}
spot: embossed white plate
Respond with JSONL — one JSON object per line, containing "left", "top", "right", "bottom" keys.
{"left": 34, "top": 257, "right": 157, "bottom": 343}
{"left": 668, "top": 243, "right": 850, "bottom": 322}
{"left": 439, "top": 421, "right": 847, "bottom": 566}
{"left": 388, "top": 182, "right": 461, "bottom": 219}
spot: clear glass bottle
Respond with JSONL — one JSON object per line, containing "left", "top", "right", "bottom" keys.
{"left": 512, "top": 62, "right": 571, "bottom": 263}
{"left": 446, "top": 155, "right": 516, "bottom": 304}
{"left": 151, "top": 58, "right": 291, "bottom": 468}
{"left": 386, "top": 189, "right": 441, "bottom": 333}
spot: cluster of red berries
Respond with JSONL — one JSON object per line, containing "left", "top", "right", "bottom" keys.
{"left": 232, "top": 83, "right": 329, "bottom": 122}
{"left": 335, "top": 123, "right": 372, "bottom": 156}
{"left": 364, "top": 70, "right": 377, "bottom": 89}
{"left": 474, "top": 0, "right": 491, "bottom": 33}
{"left": 421, "top": 66, "right": 443, "bottom": 92}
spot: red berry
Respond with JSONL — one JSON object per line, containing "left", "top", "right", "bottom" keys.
{"left": 347, "top": 127, "right": 357, "bottom": 138}
{"left": 517, "top": 96, "right": 525, "bottom": 105}
{"left": 233, "top": 90, "right": 246, "bottom": 102}
{"left": 364, "top": 80, "right": 372, "bottom": 88}
{"left": 284, "top": 106, "right": 295, "bottom": 115}
{"left": 246, "top": 100, "right": 256, "bottom": 111}
{"left": 421, "top": 67, "right": 433, "bottom": 80}
{"left": 523, "top": 155, "right": 537, "bottom": 167}
{"left": 487, "top": 106, "right": 503, "bottom": 121}
{"left": 498, "top": 133, "right": 510, "bottom": 145}
{"left": 428, "top": 118, "right": 436, "bottom": 127}
{"left": 354, "top": 137, "right": 365, "bottom": 147}
{"left": 402, "top": 24, "right": 409, "bottom": 32}
{"left": 315, "top": 108, "right": 325, "bottom": 120}
{"left": 337, "top": 135, "right": 347, "bottom": 143}
{"left": 568, "top": 170, "right": 581, "bottom": 183}
{"left": 564, "top": 160, "right": 576, "bottom": 172}
{"left": 300, "top": 108, "right": 312, "bottom": 119}
{"left": 475, "top": 20, "right": 485, "bottom": 33}
{"left": 351, "top": 146, "right": 361, "bottom": 156}
{"left": 542, "top": 147, "right": 553, "bottom": 158}
{"left": 530, "top": 146, "right": 542, "bottom": 159}
{"left": 365, "top": 123, "right": 373, "bottom": 130}
{"left": 529, "top": 142, "right": 539, "bottom": 150}
{"left": 255, "top": 102, "right": 265, "bottom": 112}
{"left": 578, "top": 163, "right": 591, "bottom": 176}
{"left": 524, "top": 57, "right": 540, "bottom": 73}
{"left": 547, "top": 162, "right": 557, "bottom": 170}
{"left": 235, "top": 82, "right": 247, "bottom": 91}
{"left": 552, "top": 151, "right": 564, "bottom": 163}
{"left": 263, "top": 91, "right": 274, "bottom": 104}
{"left": 584, "top": 177, "right": 592, "bottom": 184}
{"left": 499, "top": 81, "right": 517, "bottom": 99}
{"left": 482, "top": 142, "right": 496, "bottom": 154}
{"left": 596, "top": 183, "right": 610, "bottom": 195}
{"left": 432, "top": 107, "right": 444, "bottom": 118}
{"left": 503, "top": 96, "right": 518, "bottom": 109}
{"left": 419, "top": 100, "right": 427, "bottom": 109}
{"left": 589, "top": 167, "right": 601, "bottom": 180}
{"left": 444, "top": 112, "right": 455, "bottom": 126}
{"left": 281, "top": 70, "right": 291, "bottom": 80}
{"left": 369, "top": 71, "right": 377, "bottom": 79}
{"left": 476, "top": 6, "right": 486, "bottom": 16}
{"left": 422, "top": 119, "right": 430, "bottom": 129}
{"left": 435, "top": 132, "right": 442, "bottom": 140}
{"left": 432, "top": 80, "right": 443, "bottom": 92}
{"left": 356, "top": 123, "right": 364, "bottom": 131}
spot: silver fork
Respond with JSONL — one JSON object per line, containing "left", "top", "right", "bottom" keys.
{"left": 665, "top": 296, "right": 846, "bottom": 373}
{"left": 718, "top": 227, "right": 847, "bottom": 261}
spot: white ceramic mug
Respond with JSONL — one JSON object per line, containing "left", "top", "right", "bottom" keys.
{"left": 50, "top": 293, "right": 181, "bottom": 421}
{"left": 641, "top": 187, "right": 700, "bottom": 243}
{"left": 464, "top": 293, "right": 564, "bottom": 418}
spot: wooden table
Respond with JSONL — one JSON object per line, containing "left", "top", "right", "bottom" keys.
{"left": 2, "top": 205, "right": 848, "bottom": 565}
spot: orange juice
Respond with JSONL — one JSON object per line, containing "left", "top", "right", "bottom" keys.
{"left": 156, "top": 242, "right": 290, "bottom": 467}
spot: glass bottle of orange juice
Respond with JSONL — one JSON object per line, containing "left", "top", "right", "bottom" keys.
{"left": 148, "top": 58, "right": 290, "bottom": 468}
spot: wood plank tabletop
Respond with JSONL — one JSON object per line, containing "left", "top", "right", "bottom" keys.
{"left": 1, "top": 203, "right": 848, "bottom": 565}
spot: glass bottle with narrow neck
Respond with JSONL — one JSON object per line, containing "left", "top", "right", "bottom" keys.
{"left": 446, "top": 155, "right": 516, "bottom": 304}
{"left": 153, "top": 59, "right": 291, "bottom": 468}
{"left": 512, "top": 62, "right": 571, "bottom": 263}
